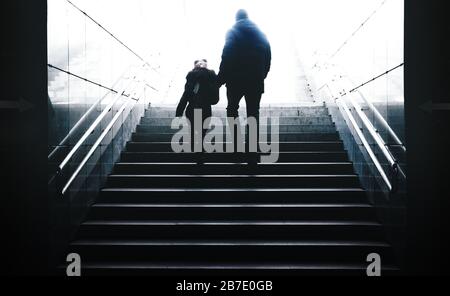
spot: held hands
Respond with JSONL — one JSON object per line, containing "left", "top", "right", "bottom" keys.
{"left": 216, "top": 75, "right": 225, "bottom": 88}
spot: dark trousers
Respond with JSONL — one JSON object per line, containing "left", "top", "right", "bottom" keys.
{"left": 186, "top": 106, "right": 210, "bottom": 163}
{"left": 226, "top": 87, "right": 262, "bottom": 159}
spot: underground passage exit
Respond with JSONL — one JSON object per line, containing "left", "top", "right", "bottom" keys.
{"left": 47, "top": 0, "right": 406, "bottom": 275}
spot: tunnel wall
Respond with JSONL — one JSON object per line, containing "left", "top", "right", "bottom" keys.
{"left": 309, "top": 0, "right": 407, "bottom": 269}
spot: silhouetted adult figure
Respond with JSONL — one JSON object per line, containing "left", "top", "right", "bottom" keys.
{"left": 176, "top": 59, "right": 219, "bottom": 164}
{"left": 217, "top": 9, "right": 271, "bottom": 164}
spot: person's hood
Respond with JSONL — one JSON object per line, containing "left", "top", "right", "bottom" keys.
{"left": 231, "top": 19, "right": 268, "bottom": 44}
{"left": 233, "top": 19, "right": 257, "bottom": 33}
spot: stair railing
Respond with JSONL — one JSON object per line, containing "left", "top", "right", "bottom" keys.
{"left": 48, "top": 0, "right": 164, "bottom": 197}
{"left": 309, "top": 0, "right": 405, "bottom": 194}
{"left": 47, "top": 0, "right": 165, "bottom": 270}
{"left": 334, "top": 92, "right": 394, "bottom": 191}
{"left": 47, "top": 65, "right": 132, "bottom": 162}
{"left": 56, "top": 69, "right": 138, "bottom": 173}
{"left": 52, "top": 63, "right": 153, "bottom": 196}
{"left": 321, "top": 67, "right": 406, "bottom": 193}
{"left": 345, "top": 63, "right": 406, "bottom": 153}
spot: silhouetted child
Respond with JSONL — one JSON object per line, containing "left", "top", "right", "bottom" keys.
{"left": 176, "top": 59, "right": 219, "bottom": 163}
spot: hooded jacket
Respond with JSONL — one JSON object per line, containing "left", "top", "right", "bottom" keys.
{"left": 176, "top": 67, "right": 216, "bottom": 119}
{"left": 217, "top": 19, "right": 272, "bottom": 93}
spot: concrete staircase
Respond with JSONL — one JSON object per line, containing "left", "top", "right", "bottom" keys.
{"left": 68, "top": 105, "right": 397, "bottom": 275}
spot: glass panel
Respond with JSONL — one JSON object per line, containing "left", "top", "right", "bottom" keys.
{"left": 48, "top": 0, "right": 69, "bottom": 70}
{"left": 313, "top": 0, "right": 406, "bottom": 261}
{"left": 315, "top": 0, "right": 405, "bottom": 188}
{"left": 47, "top": 0, "right": 159, "bottom": 240}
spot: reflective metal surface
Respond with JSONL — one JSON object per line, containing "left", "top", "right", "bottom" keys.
{"left": 311, "top": 0, "right": 406, "bottom": 267}
{"left": 47, "top": 0, "right": 159, "bottom": 266}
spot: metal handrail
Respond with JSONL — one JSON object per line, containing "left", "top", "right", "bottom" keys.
{"left": 48, "top": 66, "right": 132, "bottom": 160}
{"left": 57, "top": 74, "right": 137, "bottom": 172}
{"left": 325, "top": 78, "right": 404, "bottom": 192}
{"left": 348, "top": 63, "right": 404, "bottom": 94}
{"left": 346, "top": 89, "right": 407, "bottom": 184}
{"left": 49, "top": 0, "right": 164, "bottom": 161}
{"left": 49, "top": 3, "right": 163, "bottom": 194}
{"left": 61, "top": 82, "right": 147, "bottom": 194}
{"left": 336, "top": 64, "right": 406, "bottom": 153}
{"left": 310, "top": 0, "right": 405, "bottom": 191}
{"left": 330, "top": 0, "right": 387, "bottom": 59}
{"left": 355, "top": 89, "right": 406, "bottom": 152}
{"left": 313, "top": 0, "right": 388, "bottom": 68}
{"left": 66, "top": 0, "right": 159, "bottom": 73}
{"left": 56, "top": 63, "right": 149, "bottom": 172}
{"left": 346, "top": 93, "right": 397, "bottom": 168}
{"left": 336, "top": 97, "right": 393, "bottom": 191}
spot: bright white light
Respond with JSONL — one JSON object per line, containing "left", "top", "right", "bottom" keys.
{"left": 49, "top": 0, "right": 403, "bottom": 105}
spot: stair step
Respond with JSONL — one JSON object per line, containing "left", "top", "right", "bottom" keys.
{"left": 145, "top": 108, "right": 330, "bottom": 118}
{"left": 132, "top": 132, "right": 341, "bottom": 142}
{"left": 136, "top": 124, "right": 337, "bottom": 134}
{"left": 113, "top": 162, "right": 355, "bottom": 175}
{"left": 98, "top": 188, "right": 368, "bottom": 204}
{"left": 120, "top": 152, "right": 349, "bottom": 163}
{"left": 126, "top": 141, "right": 345, "bottom": 152}
{"left": 67, "top": 104, "right": 399, "bottom": 274}
{"left": 69, "top": 239, "right": 394, "bottom": 264}
{"left": 70, "top": 262, "right": 399, "bottom": 276}
{"left": 105, "top": 175, "right": 361, "bottom": 189}
{"left": 77, "top": 220, "right": 385, "bottom": 241}
{"left": 87, "top": 203, "right": 375, "bottom": 221}
{"left": 141, "top": 116, "right": 334, "bottom": 126}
